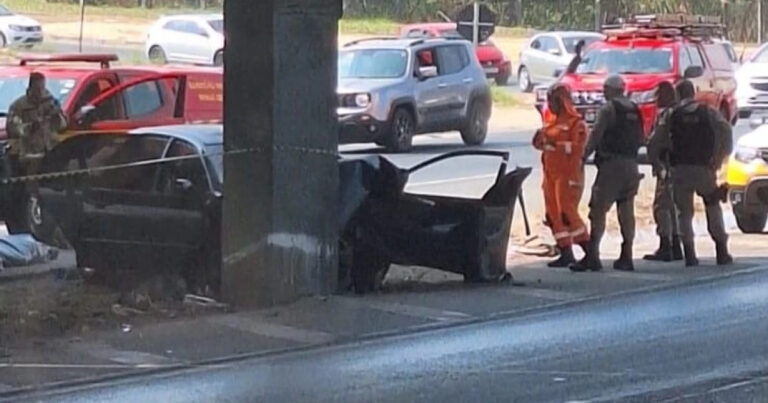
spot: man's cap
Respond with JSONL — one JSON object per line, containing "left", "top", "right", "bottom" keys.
{"left": 604, "top": 75, "right": 625, "bottom": 91}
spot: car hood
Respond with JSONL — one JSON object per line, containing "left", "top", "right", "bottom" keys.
{"left": 338, "top": 78, "right": 402, "bottom": 94}
{"left": 477, "top": 43, "right": 504, "bottom": 61}
{"left": 737, "top": 125, "right": 768, "bottom": 148}
{"left": 0, "top": 15, "right": 40, "bottom": 27}
{"left": 737, "top": 62, "right": 768, "bottom": 80}
{"left": 560, "top": 72, "right": 678, "bottom": 92}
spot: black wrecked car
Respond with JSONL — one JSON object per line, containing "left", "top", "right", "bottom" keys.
{"left": 30, "top": 125, "right": 531, "bottom": 294}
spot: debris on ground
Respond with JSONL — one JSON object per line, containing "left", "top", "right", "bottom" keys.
{"left": 183, "top": 294, "right": 228, "bottom": 310}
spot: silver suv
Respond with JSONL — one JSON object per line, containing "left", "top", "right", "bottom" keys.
{"left": 337, "top": 38, "right": 492, "bottom": 152}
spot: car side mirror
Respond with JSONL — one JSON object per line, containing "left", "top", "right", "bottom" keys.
{"left": 684, "top": 66, "right": 704, "bottom": 79}
{"left": 417, "top": 65, "right": 438, "bottom": 80}
{"left": 174, "top": 178, "right": 194, "bottom": 192}
{"left": 74, "top": 105, "right": 96, "bottom": 126}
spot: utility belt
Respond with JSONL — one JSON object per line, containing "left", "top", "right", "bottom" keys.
{"left": 595, "top": 152, "right": 638, "bottom": 167}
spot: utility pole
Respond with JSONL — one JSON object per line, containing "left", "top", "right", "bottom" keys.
{"left": 595, "top": 0, "right": 602, "bottom": 31}
{"left": 759, "top": 0, "right": 764, "bottom": 44}
{"left": 473, "top": 1, "right": 480, "bottom": 48}
{"left": 78, "top": 0, "right": 85, "bottom": 52}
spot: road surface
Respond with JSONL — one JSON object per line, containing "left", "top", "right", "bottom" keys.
{"left": 20, "top": 265, "right": 768, "bottom": 402}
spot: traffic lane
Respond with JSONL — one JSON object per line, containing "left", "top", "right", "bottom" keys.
{"left": 31, "top": 267, "right": 768, "bottom": 403}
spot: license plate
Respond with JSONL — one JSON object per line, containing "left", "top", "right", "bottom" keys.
{"left": 484, "top": 67, "right": 499, "bottom": 74}
{"left": 584, "top": 110, "right": 597, "bottom": 123}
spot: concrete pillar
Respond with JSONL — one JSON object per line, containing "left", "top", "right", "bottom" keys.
{"left": 222, "top": 0, "right": 341, "bottom": 307}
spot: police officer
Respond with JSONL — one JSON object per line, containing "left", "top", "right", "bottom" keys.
{"left": 5, "top": 72, "right": 66, "bottom": 233}
{"left": 648, "top": 80, "right": 732, "bottom": 266}
{"left": 571, "top": 75, "right": 644, "bottom": 272}
{"left": 644, "top": 82, "right": 683, "bottom": 262}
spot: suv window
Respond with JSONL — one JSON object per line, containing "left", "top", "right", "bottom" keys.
{"left": 73, "top": 78, "right": 120, "bottom": 124}
{"left": 703, "top": 43, "right": 734, "bottom": 71}
{"left": 86, "top": 135, "right": 169, "bottom": 192}
{"left": 436, "top": 45, "right": 468, "bottom": 75}
{"left": 687, "top": 45, "right": 705, "bottom": 68}
{"left": 123, "top": 81, "right": 164, "bottom": 118}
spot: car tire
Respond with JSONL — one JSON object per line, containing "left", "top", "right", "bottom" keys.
{"left": 461, "top": 100, "right": 489, "bottom": 146}
{"left": 734, "top": 208, "right": 767, "bottom": 234}
{"left": 5, "top": 190, "right": 31, "bottom": 235}
{"left": 148, "top": 46, "right": 167, "bottom": 64}
{"left": 518, "top": 66, "right": 533, "bottom": 93}
{"left": 385, "top": 108, "right": 415, "bottom": 153}
{"left": 213, "top": 50, "right": 224, "bottom": 67}
{"left": 495, "top": 73, "right": 510, "bottom": 86}
{"left": 0, "top": 33, "right": 7, "bottom": 49}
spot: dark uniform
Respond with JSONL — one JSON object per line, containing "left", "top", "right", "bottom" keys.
{"left": 649, "top": 97, "right": 732, "bottom": 266}
{"left": 574, "top": 95, "right": 644, "bottom": 272}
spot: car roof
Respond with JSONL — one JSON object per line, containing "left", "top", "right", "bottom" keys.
{"left": 537, "top": 31, "right": 604, "bottom": 38}
{"left": 130, "top": 124, "right": 223, "bottom": 149}
{"left": 343, "top": 37, "right": 469, "bottom": 50}
{"left": 401, "top": 22, "right": 455, "bottom": 30}
{"left": 160, "top": 13, "right": 222, "bottom": 21}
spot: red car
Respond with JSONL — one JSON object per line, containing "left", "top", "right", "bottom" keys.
{"left": 535, "top": 15, "right": 738, "bottom": 137}
{"left": 0, "top": 53, "right": 222, "bottom": 140}
{"left": 399, "top": 22, "right": 512, "bottom": 85}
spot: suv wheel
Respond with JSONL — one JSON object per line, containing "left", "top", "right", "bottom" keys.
{"left": 386, "top": 108, "right": 414, "bottom": 153}
{"left": 518, "top": 66, "right": 533, "bottom": 92}
{"left": 461, "top": 101, "right": 489, "bottom": 146}
{"left": 735, "top": 207, "right": 767, "bottom": 234}
{"left": 213, "top": 50, "right": 224, "bottom": 67}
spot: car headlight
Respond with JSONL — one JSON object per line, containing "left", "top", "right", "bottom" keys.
{"left": 354, "top": 93, "right": 371, "bottom": 108}
{"left": 734, "top": 145, "right": 761, "bottom": 163}
{"left": 535, "top": 87, "right": 547, "bottom": 103}
{"left": 8, "top": 24, "right": 24, "bottom": 31}
{"left": 630, "top": 89, "right": 656, "bottom": 104}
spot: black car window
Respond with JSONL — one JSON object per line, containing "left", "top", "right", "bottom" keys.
{"left": 72, "top": 78, "right": 120, "bottom": 125}
{"left": 123, "top": 81, "right": 164, "bottom": 118}
{"left": 530, "top": 39, "right": 542, "bottom": 50}
{"left": 436, "top": 45, "right": 467, "bottom": 76}
{"left": 158, "top": 139, "right": 209, "bottom": 195}
{"left": 85, "top": 135, "right": 169, "bottom": 192}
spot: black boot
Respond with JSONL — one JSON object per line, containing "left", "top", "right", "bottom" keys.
{"left": 716, "top": 241, "right": 733, "bottom": 266}
{"left": 570, "top": 243, "right": 602, "bottom": 272}
{"left": 671, "top": 236, "right": 684, "bottom": 261}
{"left": 643, "top": 237, "right": 673, "bottom": 262}
{"left": 684, "top": 242, "right": 699, "bottom": 267}
{"left": 548, "top": 246, "right": 576, "bottom": 268}
{"left": 613, "top": 243, "right": 635, "bottom": 271}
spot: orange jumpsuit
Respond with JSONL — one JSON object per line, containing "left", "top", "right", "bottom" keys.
{"left": 533, "top": 91, "right": 589, "bottom": 249}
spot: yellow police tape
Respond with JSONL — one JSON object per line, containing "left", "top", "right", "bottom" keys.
{"left": 1, "top": 145, "right": 340, "bottom": 185}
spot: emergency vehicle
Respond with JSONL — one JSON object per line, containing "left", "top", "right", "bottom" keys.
{"left": 0, "top": 53, "right": 223, "bottom": 234}
{"left": 534, "top": 14, "right": 738, "bottom": 138}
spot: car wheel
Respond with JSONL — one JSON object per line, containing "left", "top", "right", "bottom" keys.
{"left": 386, "top": 108, "right": 414, "bottom": 153}
{"left": 518, "top": 66, "right": 533, "bottom": 92}
{"left": 148, "top": 46, "right": 167, "bottom": 64}
{"left": 213, "top": 50, "right": 224, "bottom": 67}
{"left": 5, "top": 190, "right": 31, "bottom": 235}
{"left": 0, "top": 34, "right": 7, "bottom": 48}
{"left": 495, "top": 73, "right": 510, "bottom": 86}
{"left": 734, "top": 208, "right": 767, "bottom": 234}
{"left": 461, "top": 101, "right": 489, "bottom": 146}
{"left": 27, "top": 193, "right": 54, "bottom": 243}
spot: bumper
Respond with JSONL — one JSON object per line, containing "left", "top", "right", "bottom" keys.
{"left": 8, "top": 31, "right": 43, "bottom": 47}
{"left": 482, "top": 60, "right": 512, "bottom": 78}
{"left": 338, "top": 113, "right": 389, "bottom": 144}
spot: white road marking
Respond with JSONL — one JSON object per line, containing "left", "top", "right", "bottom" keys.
{"left": 209, "top": 314, "right": 335, "bottom": 344}
{"left": 603, "top": 271, "right": 676, "bottom": 282}
{"left": 70, "top": 342, "right": 178, "bottom": 366}
{"left": 337, "top": 297, "right": 471, "bottom": 322}
{"left": 499, "top": 287, "right": 585, "bottom": 301}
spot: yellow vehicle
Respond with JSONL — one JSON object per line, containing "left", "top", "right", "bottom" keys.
{"left": 727, "top": 123, "right": 768, "bottom": 233}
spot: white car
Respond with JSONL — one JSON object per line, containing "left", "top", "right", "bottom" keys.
{"left": 517, "top": 31, "right": 604, "bottom": 92}
{"left": 0, "top": 4, "right": 42, "bottom": 48}
{"left": 736, "top": 42, "right": 768, "bottom": 121}
{"left": 145, "top": 14, "right": 224, "bottom": 66}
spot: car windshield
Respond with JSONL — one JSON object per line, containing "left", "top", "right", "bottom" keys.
{"left": 338, "top": 49, "right": 408, "bottom": 79}
{"left": 208, "top": 19, "right": 223, "bottom": 34}
{"left": 576, "top": 48, "right": 673, "bottom": 74}
{"left": 562, "top": 36, "right": 601, "bottom": 54}
{"left": 0, "top": 5, "right": 12, "bottom": 16}
{"left": 0, "top": 76, "right": 78, "bottom": 115}
{"left": 752, "top": 46, "right": 768, "bottom": 63}
{"left": 438, "top": 29, "right": 465, "bottom": 39}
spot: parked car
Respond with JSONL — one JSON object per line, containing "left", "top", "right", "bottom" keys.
{"left": 0, "top": 4, "right": 42, "bottom": 48}
{"left": 0, "top": 53, "right": 223, "bottom": 234}
{"left": 726, "top": 122, "right": 768, "bottom": 234}
{"left": 33, "top": 125, "right": 531, "bottom": 294}
{"left": 145, "top": 14, "right": 224, "bottom": 66}
{"left": 338, "top": 37, "right": 492, "bottom": 152}
{"left": 399, "top": 22, "right": 512, "bottom": 85}
{"left": 517, "top": 31, "right": 603, "bottom": 92}
{"left": 534, "top": 15, "right": 738, "bottom": 138}
{"left": 736, "top": 42, "right": 768, "bottom": 120}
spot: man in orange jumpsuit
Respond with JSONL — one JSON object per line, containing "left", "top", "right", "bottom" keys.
{"left": 533, "top": 84, "right": 590, "bottom": 267}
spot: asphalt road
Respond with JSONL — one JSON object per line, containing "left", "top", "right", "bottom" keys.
{"left": 22, "top": 266, "right": 768, "bottom": 403}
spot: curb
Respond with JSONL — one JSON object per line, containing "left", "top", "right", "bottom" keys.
{"left": 3, "top": 262, "right": 768, "bottom": 401}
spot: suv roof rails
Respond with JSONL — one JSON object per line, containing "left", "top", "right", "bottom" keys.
{"left": 343, "top": 37, "right": 400, "bottom": 47}
{"left": 602, "top": 13, "right": 726, "bottom": 40}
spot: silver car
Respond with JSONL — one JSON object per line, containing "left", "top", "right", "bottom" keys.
{"left": 517, "top": 31, "right": 603, "bottom": 92}
{"left": 145, "top": 14, "right": 224, "bottom": 66}
{"left": 736, "top": 42, "right": 768, "bottom": 121}
{"left": 337, "top": 38, "right": 492, "bottom": 153}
